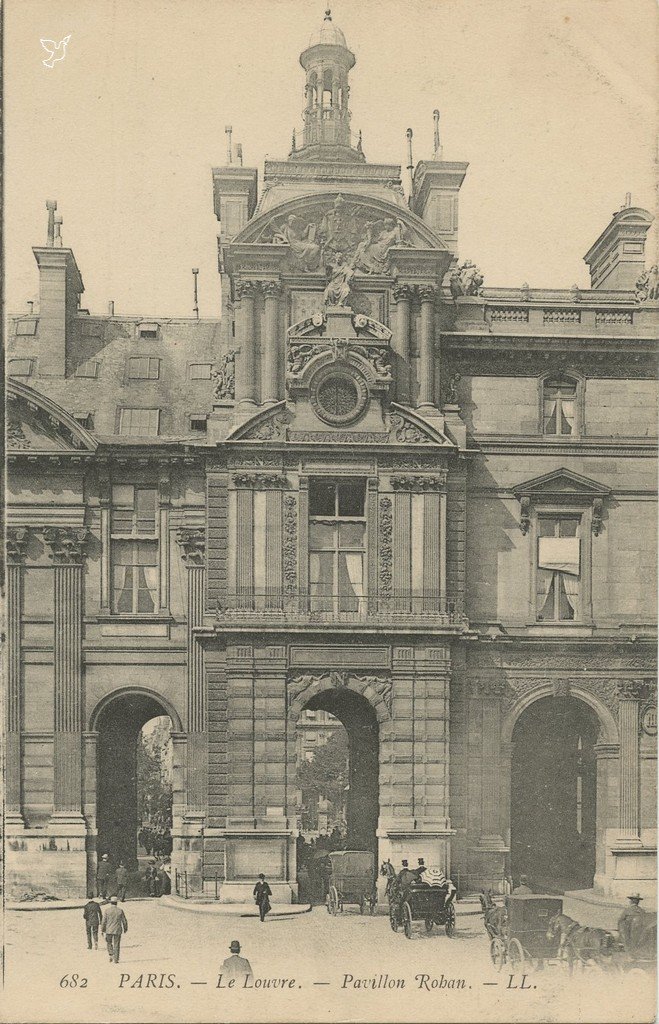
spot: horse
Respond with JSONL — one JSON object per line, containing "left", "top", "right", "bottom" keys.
{"left": 479, "top": 889, "right": 507, "bottom": 940}
{"left": 546, "top": 912, "right": 580, "bottom": 960}
{"left": 380, "top": 860, "right": 397, "bottom": 899}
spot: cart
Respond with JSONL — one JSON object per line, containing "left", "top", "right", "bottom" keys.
{"left": 489, "top": 895, "right": 562, "bottom": 972}
{"left": 326, "top": 851, "right": 377, "bottom": 916}
{"left": 389, "top": 881, "right": 456, "bottom": 939}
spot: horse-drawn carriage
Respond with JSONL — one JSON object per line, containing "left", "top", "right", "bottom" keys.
{"left": 326, "top": 851, "right": 377, "bottom": 916}
{"left": 489, "top": 895, "right": 563, "bottom": 971}
{"left": 387, "top": 870, "right": 456, "bottom": 939}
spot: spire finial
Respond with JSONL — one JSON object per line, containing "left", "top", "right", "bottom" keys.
{"left": 433, "top": 109, "right": 442, "bottom": 160}
{"left": 46, "top": 199, "right": 57, "bottom": 246}
{"left": 325, "top": 7, "right": 332, "bottom": 20}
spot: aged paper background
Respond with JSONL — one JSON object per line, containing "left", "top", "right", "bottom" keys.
{"left": 2, "top": 1, "right": 657, "bottom": 1022}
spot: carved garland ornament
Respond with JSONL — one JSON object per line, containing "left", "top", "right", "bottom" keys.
{"left": 283, "top": 494, "right": 298, "bottom": 596}
{"left": 287, "top": 671, "right": 392, "bottom": 715}
{"left": 378, "top": 497, "right": 393, "bottom": 597}
{"left": 391, "top": 473, "right": 447, "bottom": 491}
{"left": 232, "top": 472, "right": 289, "bottom": 489}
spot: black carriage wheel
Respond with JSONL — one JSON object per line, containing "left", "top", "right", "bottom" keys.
{"left": 328, "top": 886, "right": 339, "bottom": 917}
{"left": 490, "top": 937, "right": 506, "bottom": 972}
{"left": 403, "top": 902, "right": 413, "bottom": 940}
{"left": 359, "top": 896, "right": 365, "bottom": 915}
{"left": 508, "top": 938, "right": 525, "bottom": 970}
{"left": 445, "top": 903, "right": 456, "bottom": 937}
{"left": 389, "top": 904, "right": 399, "bottom": 932}
{"left": 425, "top": 918, "right": 433, "bottom": 934}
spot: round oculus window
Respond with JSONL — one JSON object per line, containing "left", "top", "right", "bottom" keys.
{"left": 311, "top": 369, "right": 368, "bottom": 426}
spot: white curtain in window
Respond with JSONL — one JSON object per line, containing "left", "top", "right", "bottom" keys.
{"left": 538, "top": 536, "right": 580, "bottom": 575}
{"left": 562, "top": 572, "right": 580, "bottom": 616}
{"left": 344, "top": 553, "right": 365, "bottom": 611}
{"left": 536, "top": 567, "right": 554, "bottom": 599}
{"left": 544, "top": 399, "right": 557, "bottom": 431}
{"left": 560, "top": 400, "right": 575, "bottom": 434}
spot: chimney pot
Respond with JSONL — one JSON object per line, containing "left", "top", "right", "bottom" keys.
{"left": 108, "top": 300, "right": 115, "bottom": 316}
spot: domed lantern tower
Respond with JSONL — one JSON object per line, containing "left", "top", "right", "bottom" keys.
{"left": 296, "top": 8, "right": 363, "bottom": 162}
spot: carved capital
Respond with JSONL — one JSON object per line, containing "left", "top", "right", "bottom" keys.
{"left": 262, "top": 279, "right": 282, "bottom": 300}
{"left": 616, "top": 679, "right": 653, "bottom": 703}
{"left": 6, "top": 527, "right": 30, "bottom": 564}
{"left": 393, "top": 285, "right": 413, "bottom": 303}
{"left": 234, "top": 279, "right": 258, "bottom": 301}
{"left": 176, "top": 527, "right": 205, "bottom": 566}
{"left": 418, "top": 284, "right": 437, "bottom": 303}
{"left": 43, "top": 527, "right": 89, "bottom": 564}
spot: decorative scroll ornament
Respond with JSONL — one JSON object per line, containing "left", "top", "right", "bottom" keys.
{"left": 212, "top": 351, "right": 236, "bottom": 401}
{"left": 391, "top": 473, "right": 447, "bottom": 491}
{"left": 241, "top": 410, "right": 292, "bottom": 441}
{"left": 43, "top": 527, "right": 89, "bottom": 564}
{"left": 390, "top": 413, "right": 432, "bottom": 444}
{"left": 176, "top": 527, "right": 205, "bottom": 566}
{"left": 7, "top": 421, "right": 31, "bottom": 449}
{"left": 615, "top": 679, "right": 654, "bottom": 702}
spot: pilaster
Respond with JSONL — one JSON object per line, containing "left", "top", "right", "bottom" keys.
{"left": 262, "top": 279, "right": 282, "bottom": 404}
{"left": 616, "top": 680, "right": 646, "bottom": 845}
{"left": 176, "top": 528, "right": 207, "bottom": 817}
{"left": 392, "top": 285, "right": 412, "bottom": 404}
{"left": 417, "top": 285, "right": 436, "bottom": 410}
{"left": 234, "top": 279, "right": 258, "bottom": 408}
{"left": 6, "top": 527, "right": 30, "bottom": 827}
{"left": 44, "top": 527, "right": 89, "bottom": 827}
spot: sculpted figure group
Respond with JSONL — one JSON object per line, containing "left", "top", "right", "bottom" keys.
{"left": 270, "top": 196, "right": 413, "bottom": 306}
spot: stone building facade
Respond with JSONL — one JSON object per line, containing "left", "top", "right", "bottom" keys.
{"left": 6, "top": 12, "right": 657, "bottom": 906}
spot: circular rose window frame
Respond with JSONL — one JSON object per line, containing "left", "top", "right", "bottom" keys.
{"left": 310, "top": 366, "right": 369, "bottom": 426}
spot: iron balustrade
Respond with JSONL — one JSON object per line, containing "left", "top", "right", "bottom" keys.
{"left": 216, "top": 592, "right": 465, "bottom": 626}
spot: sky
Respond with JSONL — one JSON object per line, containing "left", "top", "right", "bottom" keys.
{"left": 5, "top": 0, "right": 657, "bottom": 319}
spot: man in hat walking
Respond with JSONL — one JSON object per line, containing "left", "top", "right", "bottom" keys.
{"left": 253, "top": 874, "right": 272, "bottom": 922}
{"left": 512, "top": 874, "right": 532, "bottom": 895}
{"left": 618, "top": 893, "right": 646, "bottom": 952}
{"left": 82, "top": 893, "right": 103, "bottom": 950}
{"left": 101, "top": 896, "right": 128, "bottom": 963}
{"left": 221, "top": 940, "right": 253, "bottom": 980}
{"left": 96, "top": 854, "right": 114, "bottom": 899}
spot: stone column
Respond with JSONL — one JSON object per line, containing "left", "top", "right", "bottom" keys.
{"left": 44, "top": 527, "right": 88, "bottom": 823}
{"left": 234, "top": 279, "right": 258, "bottom": 407}
{"left": 417, "top": 285, "right": 436, "bottom": 409}
{"left": 262, "top": 280, "right": 282, "bottom": 404}
{"left": 6, "top": 528, "right": 30, "bottom": 826}
{"left": 176, "top": 528, "right": 207, "bottom": 816}
{"left": 392, "top": 285, "right": 411, "bottom": 404}
{"left": 617, "top": 680, "right": 644, "bottom": 844}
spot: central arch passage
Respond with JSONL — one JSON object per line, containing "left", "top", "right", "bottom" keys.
{"left": 299, "top": 688, "right": 379, "bottom": 853}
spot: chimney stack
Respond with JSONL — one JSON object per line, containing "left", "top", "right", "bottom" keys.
{"left": 108, "top": 300, "right": 115, "bottom": 316}
{"left": 584, "top": 203, "right": 654, "bottom": 290}
{"left": 33, "top": 201, "right": 84, "bottom": 376}
{"left": 225, "top": 125, "right": 233, "bottom": 164}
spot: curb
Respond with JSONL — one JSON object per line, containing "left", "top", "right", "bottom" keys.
{"left": 7, "top": 897, "right": 154, "bottom": 912}
{"left": 159, "top": 896, "right": 313, "bottom": 917}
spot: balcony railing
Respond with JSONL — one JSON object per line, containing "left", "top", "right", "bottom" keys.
{"left": 216, "top": 592, "right": 466, "bottom": 627}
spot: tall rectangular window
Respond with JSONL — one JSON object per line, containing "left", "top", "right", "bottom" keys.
{"left": 536, "top": 515, "right": 581, "bottom": 621}
{"left": 111, "top": 485, "right": 159, "bottom": 613}
{"left": 308, "top": 479, "right": 366, "bottom": 614}
{"left": 543, "top": 378, "right": 577, "bottom": 435}
{"left": 119, "top": 408, "right": 160, "bottom": 435}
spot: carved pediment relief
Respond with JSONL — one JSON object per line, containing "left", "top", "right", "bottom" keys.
{"left": 227, "top": 400, "right": 455, "bottom": 447}
{"left": 230, "top": 193, "right": 448, "bottom": 278}
{"left": 7, "top": 380, "right": 97, "bottom": 453}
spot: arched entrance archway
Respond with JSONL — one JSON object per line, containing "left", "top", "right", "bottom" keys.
{"left": 94, "top": 691, "right": 178, "bottom": 871}
{"left": 511, "top": 696, "right": 599, "bottom": 893}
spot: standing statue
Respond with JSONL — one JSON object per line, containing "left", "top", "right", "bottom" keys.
{"left": 323, "top": 252, "right": 354, "bottom": 307}
{"left": 272, "top": 215, "right": 322, "bottom": 271}
{"left": 212, "top": 350, "right": 236, "bottom": 401}
{"left": 449, "top": 260, "right": 484, "bottom": 299}
{"left": 635, "top": 265, "right": 659, "bottom": 302}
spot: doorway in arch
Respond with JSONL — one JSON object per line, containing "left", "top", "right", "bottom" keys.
{"left": 294, "top": 688, "right": 379, "bottom": 903}
{"left": 95, "top": 692, "right": 174, "bottom": 874}
{"left": 511, "top": 695, "right": 599, "bottom": 893}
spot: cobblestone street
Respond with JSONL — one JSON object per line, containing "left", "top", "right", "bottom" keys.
{"left": 2, "top": 901, "right": 654, "bottom": 1023}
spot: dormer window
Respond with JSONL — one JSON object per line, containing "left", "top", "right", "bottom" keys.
{"left": 137, "top": 322, "right": 160, "bottom": 341}
{"left": 542, "top": 376, "right": 578, "bottom": 435}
